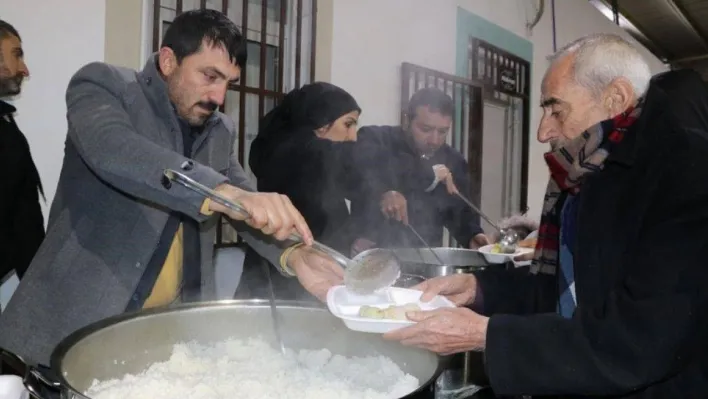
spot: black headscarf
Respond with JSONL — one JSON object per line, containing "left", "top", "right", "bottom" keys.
{"left": 249, "top": 82, "right": 360, "bottom": 177}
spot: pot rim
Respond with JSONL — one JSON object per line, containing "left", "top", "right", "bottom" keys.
{"left": 49, "top": 299, "right": 443, "bottom": 398}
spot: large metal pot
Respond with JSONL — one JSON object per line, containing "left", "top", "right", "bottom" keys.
{"left": 393, "top": 248, "right": 495, "bottom": 279}
{"left": 15, "top": 300, "right": 443, "bottom": 399}
{"left": 393, "top": 248, "right": 501, "bottom": 396}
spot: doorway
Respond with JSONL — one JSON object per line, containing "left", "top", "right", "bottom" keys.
{"left": 470, "top": 38, "right": 531, "bottom": 223}
{"left": 480, "top": 97, "right": 524, "bottom": 232}
{"left": 400, "top": 63, "right": 484, "bottom": 247}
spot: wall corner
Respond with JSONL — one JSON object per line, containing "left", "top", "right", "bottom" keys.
{"left": 104, "top": 0, "right": 144, "bottom": 70}
{"left": 314, "top": 0, "right": 333, "bottom": 82}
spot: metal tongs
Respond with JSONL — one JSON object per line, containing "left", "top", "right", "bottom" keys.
{"left": 453, "top": 191, "right": 519, "bottom": 254}
{"left": 163, "top": 169, "right": 401, "bottom": 294}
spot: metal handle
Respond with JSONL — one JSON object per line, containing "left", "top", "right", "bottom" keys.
{"left": 404, "top": 224, "right": 445, "bottom": 266}
{"left": 454, "top": 192, "right": 502, "bottom": 233}
{"left": 0, "top": 347, "right": 89, "bottom": 399}
{"left": 261, "top": 257, "right": 287, "bottom": 356}
{"left": 163, "top": 169, "right": 351, "bottom": 268}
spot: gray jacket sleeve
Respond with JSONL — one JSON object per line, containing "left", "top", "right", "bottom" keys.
{"left": 218, "top": 116, "right": 290, "bottom": 273}
{"left": 65, "top": 62, "right": 228, "bottom": 222}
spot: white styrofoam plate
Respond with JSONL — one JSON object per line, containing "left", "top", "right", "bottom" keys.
{"left": 476, "top": 244, "right": 534, "bottom": 264}
{"left": 326, "top": 285, "right": 455, "bottom": 334}
{"left": 0, "top": 375, "right": 29, "bottom": 399}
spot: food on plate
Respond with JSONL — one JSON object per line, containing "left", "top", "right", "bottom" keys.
{"left": 359, "top": 305, "right": 386, "bottom": 319}
{"left": 518, "top": 237, "right": 537, "bottom": 248}
{"left": 86, "top": 338, "right": 419, "bottom": 399}
{"left": 489, "top": 243, "right": 513, "bottom": 254}
{"left": 358, "top": 303, "right": 422, "bottom": 320}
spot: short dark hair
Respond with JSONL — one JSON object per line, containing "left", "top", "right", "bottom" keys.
{"left": 407, "top": 87, "right": 454, "bottom": 121}
{"left": 0, "top": 19, "right": 20, "bottom": 41}
{"left": 161, "top": 9, "right": 247, "bottom": 67}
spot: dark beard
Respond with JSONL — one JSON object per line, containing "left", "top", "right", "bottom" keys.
{"left": 0, "top": 69, "right": 22, "bottom": 97}
{"left": 166, "top": 76, "right": 216, "bottom": 126}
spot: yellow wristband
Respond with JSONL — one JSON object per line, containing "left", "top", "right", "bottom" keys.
{"left": 278, "top": 243, "right": 304, "bottom": 276}
{"left": 200, "top": 198, "right": 214, "bottom": 216}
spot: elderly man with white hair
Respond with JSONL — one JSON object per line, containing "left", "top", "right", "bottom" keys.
{"left": 385, "top": 33, "right": 708, "bottom": 397}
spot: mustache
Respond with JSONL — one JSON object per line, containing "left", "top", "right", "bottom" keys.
{"left": 0, "top": 70, "right": 23, "bottom": 81}
{"left": 196, "top": 101, "right": 218, "bottom": 112}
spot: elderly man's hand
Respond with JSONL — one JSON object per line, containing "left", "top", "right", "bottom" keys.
{"left": 287, "top": 247, "right": 344, "bottom": 301}
{"left": 383, "top": 308, "right": 489, "bottom": 355}
{"left": 513, "top": 252, "right": 535, "bottom": 262}
{"left": 211, "top": 184, "right": 313, "bottom": 244}
{"left": 412, "top": 274, "right": 478, "bottom": 306}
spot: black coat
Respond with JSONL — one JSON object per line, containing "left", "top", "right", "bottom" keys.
{"left": 351, "top": 125, "right": 483, "bottom": 248}
{"left": 253, "top": 134, "right": 382, "bottom": 254}
{"left": 0, "top": 100, "right": 44, "bottom": 280}
{"left": 236, "top": 134, "right": 388, "bottom": 301}
{"left": 474, "top": 70, "right": 708, "bottom": 398}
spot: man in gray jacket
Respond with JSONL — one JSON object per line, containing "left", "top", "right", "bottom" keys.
{"left": 0, "top": 9, "right": 343, "bottom": 365}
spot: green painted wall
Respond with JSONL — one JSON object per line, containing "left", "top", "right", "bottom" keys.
{"left": 455, "top": 6, "right": 533, "bottom": 78}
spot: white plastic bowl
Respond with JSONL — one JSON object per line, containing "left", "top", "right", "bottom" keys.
{"left": 0, "top": 375, "right": 29, "bottom": 399}
{"left": 326, "top": 285, "right": 455, "bottom": 334}
{"left": 476, "top": 244, "right": 534, "bottom": 264}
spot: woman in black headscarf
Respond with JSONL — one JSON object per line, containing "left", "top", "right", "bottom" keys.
{"left": 234, "top": 82, "right": 363, "bottom": 301}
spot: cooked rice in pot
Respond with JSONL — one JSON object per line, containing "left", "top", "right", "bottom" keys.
{"left": 86, "top": 338, "right": 420, "bottom": 399}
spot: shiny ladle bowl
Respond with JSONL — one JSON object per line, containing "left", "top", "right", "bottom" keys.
{"left": 453, "top": 191, "right": 519, "bottom": 254}
{"left": 497, "top": 228, "right": 520, "bottom": 254}
{"left": 163, "top": 169, "right": 401, "bottom": 294}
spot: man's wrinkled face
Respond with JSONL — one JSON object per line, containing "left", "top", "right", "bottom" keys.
{"left": 538, "top": 54, "right": 609, "bottom": 150}
{"left": 159, "top": 40, "right": 241, "bottom": 126}
{"left": 407, "top": 106, "right": 452, "bottom": 158}
{"left": 0, "top": 34, "right": 29, "bottom": 97}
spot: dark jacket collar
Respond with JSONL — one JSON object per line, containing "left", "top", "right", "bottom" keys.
{"left": 0, "top": 99, "right": 16, "bottom": 117}
{"left": 390, "top": 126, "right": 416, "bottom": 154}
{"left": 607, "top": 69, "right": 708, "bottom": 166}
{"left": 137, "top": 54, "right": 173, "bottom": 121}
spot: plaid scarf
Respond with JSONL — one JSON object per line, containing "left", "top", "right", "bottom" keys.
{"left": 530, "top": 100, "right": 644, "bottom": 275}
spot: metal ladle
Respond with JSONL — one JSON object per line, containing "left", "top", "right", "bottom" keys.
{"left": 404, "top": 223, "right": 446, "bottom": 266}
{"left": 163, "top": 170, "right": 401, "bottom": 294}
{"left": 453, "top": 191, "right": 519, "bottom": 254}
{"left": 260, "top": 256, "right": 287, "bottom": 355}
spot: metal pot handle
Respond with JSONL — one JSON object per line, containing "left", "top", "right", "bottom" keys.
{"left": 0, "top": 347, "right": 88, "bottom": 399}
{"left": 24, "top": 366, "right": 62, "bottom": 399}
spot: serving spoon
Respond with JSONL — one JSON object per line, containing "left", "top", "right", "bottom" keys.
{"left": 452, "top": 191, "right": 519, "bottom": 254}
{"left": 163, "top": 169, "right": 401, "bottom": 294}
